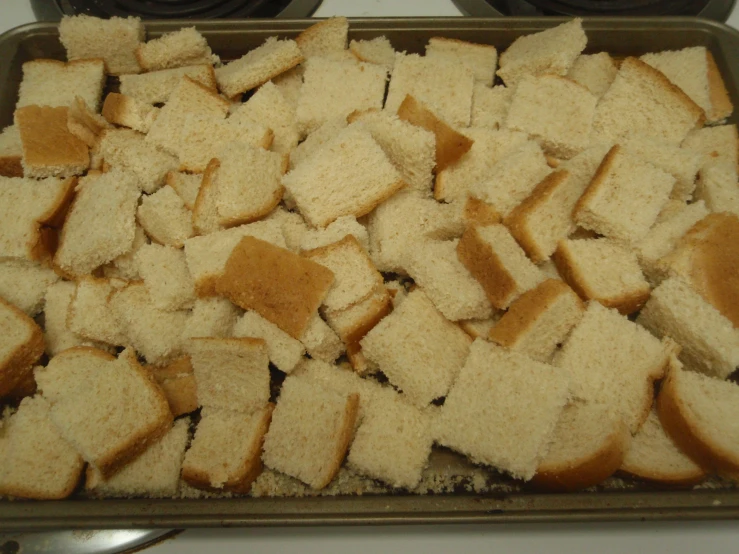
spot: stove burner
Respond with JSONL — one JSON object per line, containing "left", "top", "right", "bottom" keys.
{"left": 32, "top": 0, "right": 322, "bottom": 20}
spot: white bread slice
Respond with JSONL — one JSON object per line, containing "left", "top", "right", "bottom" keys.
{"left": 657, "top": 356, "right": 739, "bottom": 480}
{"left": 181, "top": 303, "right": 235, "bottom": 349}
{"left": 35, "top": 347, "right": 172, "bottom": 478}
{"left": 68, "top": 278, "right": 128, "bottom": 345}
{"left": 426, "top": 37, "right": 497, "bottom": 86}
{"left": 566, "top": 52, "right": 618, "bottom": 97}
{"left": 682, "top": 124, "right": 738, "bottom": 171}
{"left": 323, "top": 285, "right": 391, "bottom": 348}
{"left": 497, "top": 19, "right": 586, "bottom": 86}
{"left": 283, "top": 124, "right": 405, "bottom": 228}
{"left": 211, "top": 141, "right": 287, "bottom": 227}
{"left": 43, "top": 281, "right": 92, "bottom": 356}
{"left": 298, "top": 312, "right": 344, "bottom": 363}
{"left": 636, "top": 277, "right": 739, "bottom": 380}
{"left": 0, "top": 297, "right": 44, "bottom": 397}
{"left": 265, "top": 207, "right": 309, "bottom": 252}
{"left": 0, "top": 175, "right": 75, "bottom": 262}
{"left": 103, "top": 224, "right": 148, "bottom": 281}
{"left": 166, "top": 171, "right": 201, "bottom": 210}
{"left": 0, "top": 396, "right": 84, "bottom": 499}
{"left": 119, "top": 65, "right": 217, "bottom": 104}
{"left": 0, "top": 260, "right": 58, "bottom": 316}
{"left": 182, "top": 404, "right": 272, "bottom": 493}
{"left": 110, "top": 283, "right": 188, "bottom": 366}
{"left": 591, "top": 57, "right": 705, "bottom": 145}
{"left": 620, "top": 407, "right": 706, "bottom": 486}
{"left": 349, "top": 36, "right": 395, "bottom": 72}
{"left": 288, "top": 116, "right": 347, "bottom": 170}
{"left": 489, "top": 279, "right": 584, "bottom": 363}
{"left": 553, "top": 301, "right": 673, "bottom": 434}
{"left": 98, "top": 129, "right": 178, "bottom": 194}
{"left": 136, "top": 27, "right": 216, "bottom": 71}
{"left": 573, "top": 145, "right": 675, "bottom": 243}
{"left": 470, "top": 83, "right": 513, "bottom": 130}
{"left": 186, "top": 337, "right": 269, "bottom": 412}
{"left": 215, "top": 237, "right": 334, "bottom": 339}
{"left": 505, "top": 75, "right": 597, "bottom": 159}
{"left": 533, "top": 401, "right": 630, "bottom": 492}
{"left": 695, "top": 161, "right": 739, "bottom": 216}
{"left": 148, "top": 356, "right": 198, "bottom": 418}
{"left": 296, "top": 17, "right": 349, "bottom": 58}
{"left": 231, "top": 81, "right": 299, "bottom": 154}
{"left": 67, "top": 96, "right": 112, "bottom": 148}
{"left": 54, "top": 169, "right": 140, "bottom": 278}
{"left": 303, "top": 235, "right": 383, "bottom": 313}
{"left": 262, "top": 375, "right": 359, "bottom": 489}
{"left": 59, "top": 14, "right": 144, "bottom": 75}
{"left": 361, "top": 289, "right": 472, "bottom": 407}
{"left": 101, "top": 93, "right": 159, "bottom": 134}
{"left": 468, "top": 139, "right": 552, "bottom": 217}
{"left": 385, "top": 53, "right": 475, "bottom": 128}
{"left": 296, "top": 57, "right": 387, "bottom": 135}
{"left": 136, "top": 243, "right": 196, "bottom": 312}
{"left": 215, "top": 37, "right": 303, "bottom": 98}
{"left": 436, "top": 339, "right": 570, "bottom": 481}
{"left": 641, "top": 46, "right": 733, "bottom": 124}
{"left": 137, "top": 185, "right": 194, "bottom": 248}
{"left": 553, "top": 238, "right": 651, "bottom": 315}
{"left": 271, "top": 65, "right": 304, "bottom": 110}
{"left": 233, "top": 311, "right": 305, "bottom": 374}
{"left": 86, "top": 417, "right": 190, "bottom": 498}
{"left": 16, "top": 105, "right": 89, "bottom": 179}
{"left": 183, "top": 219, "right": 286, "bottom": 297}
{"left": 435, "top": 128, "right": 529, "bottom": 204}
{"left": 457, "top": 224, "right": 545, "bottom": 310}
{"left": 299, "top": 214, "right": 369, "bottom": 253}
{"left": 0, "top": 125, "right": 23, "bottom": 177}
{"left": 347, "top": 109, "right": 436, "bottom": 197}
{"left": 16, "top": 59, "right": 106, "bottom": 111}
{"left": 504, "top": 145, "right": 610, "bottom": 263}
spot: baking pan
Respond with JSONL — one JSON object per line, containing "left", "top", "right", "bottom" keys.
{"left": 1, "top": 17, "right": 738, "bottom": 531}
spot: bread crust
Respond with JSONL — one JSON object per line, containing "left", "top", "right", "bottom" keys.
{"left": 0, "top": 156, "right": 23, "bottom": 177}
{"left": 463, "top": 196, "right": 501, "bottom": 228}
{"left": 149, "top": 356, "right": 199, "bottom": 418}
{"left": 619, "top": 460, "right": 707, "bottom": 487}
{"left": 326, "top": 288, "right": 392, "bottom": 345}
{"left": 0, "top": 297, "right": 45, "bottom": 397}
{"left": 572, "top": 144, "right": 618, "bottom": 222}
{"left": 316, "top": 393, "right": 359, "bottom": 489}
{"left": 706, "top": 50, "right": 733, "bottom": 123}
{"left": 191, "top": 158, "right": 221, "bottom": 239}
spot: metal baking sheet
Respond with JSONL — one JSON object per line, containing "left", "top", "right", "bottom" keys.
{"left": 1, "top": 17, "right": 738, "bottom": 531}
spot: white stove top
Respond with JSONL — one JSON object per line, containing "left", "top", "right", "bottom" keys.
{"left": 1, "top": 0, "right": 739, "bottom": 552}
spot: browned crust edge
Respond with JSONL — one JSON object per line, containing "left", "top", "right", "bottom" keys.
{"left": 0, "top": 298, "right": 45, "bottom": 397}
{"left": 315, "top": 392, "right": 359, "bottom": 490}
{"left": 705, "top": 50, "right": 733, "bottom": 124}
{"left": 572, "top": 144, "right": 619, "bottom": 222}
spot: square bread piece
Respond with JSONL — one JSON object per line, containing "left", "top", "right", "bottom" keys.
{"left": 591, "top": 57, "right": 705, "bottom": 145}
{"left": 59, "top": 14, "right": 144, "bottom": 75}
{"left": 360, "top": 289, "right": 472, "bottom": 408}
{"left": 573, "top": 145, "right": 675, "bottom": 244}
{"left": 436, "top": 339, "right": 570, "bottom": 481}
{"left": 489, "top": 279, "right": 584, "bottom": 363}
{"left": 85, "top": 417, "right": 190, "bottom": 498}
{"left": 0, "top": 297, "right": 44, "bottom": 397}
{"left": 553, "top": 238, "right": 651, "bottom": 315}
{"left": 135, "top": 243, "right": 196, "bottom": 312}
{"left": 457, "top": 224, "right": 545, "bottom": 310}
{"left": 299, "top": 312, "right": 344, "bottom": 363}
{"left": 554, "top": 301, "right": 672, "bottom": 434}
{"left": 136, "top": 27, "right": 216, "bottom": 71}
{"left": 505, "top": 74, "right": 597, "bottom": 159}
{"left": 282, "top": 124, "right": 405, "bottom": 228}
{"left": 0, "top": 396, "right": 84, "bottom": 499}
{"left": 16, "top": 105, "right": 89, "bottom": 179}
{"left": 566, "top": 52, "right": 618, "bottom": 98}
{"left": 425, "top": 37, "right": 497, "bottom": 87}
{"left": 233, "top": 311, "right": 305, "bottom": 374}
{"left": 384, "top": 53, "right": 475, "bottom": 128}
{"left": 640, "top": 46, "right": 733, "bottom": 124}
{"left": 101, "top": 93, "right": 159, "bottom": 134}
{"left": 187, "top": 337, "right": 269, "bottom": 413}
{"left": 496, "top": 18, "right": 586, "bottom": 86}
{"left": 637, "top": 277, "right": 739, "bottom": 380}
{"left": 119, "top": 65, "right": 217, "bottom": 105}
{"left": 215, "top": 37, "right": 303, "bottom": 98}
{"left": 54, "top": 169, "right": 140, "bottom": 278}
{"left": 182, "top": 404, "right": 273, "bottom": 493}
{"left": 296, "top": 57, "right": 387, "bottom": 135}
{"left": 682, "top": 124, "right": 738, "bottom": 170}
{"left": 149, "top": 357, "right": 198, "bottom": 418}
{"left": 231, "top": 81, "right": 299, "bottom": 155}
{"left": 296, "top": 17, "right": 349, "bottom": 58}
{"left": 16, "top": 59, "right": 106, "bottom": 111}
{"left": 216, "top": 236, "right": 334, "bottom": 339}
{"left": 262, "top": 376, "right": 359, "bottom": 490}
{"left": 0, "top": 259, "right": 59, "bottom": 316}
{"left": 35, "top": 348, "right": 172, "bottom": 478}
{"left": 68, "top": 278, "right": 128, "bottom": 345}
{"left": 0, "top": 175, "right": 75, "bottom": 261}
{"left": 137, "top": 185, "right": 194, "bottom": 248}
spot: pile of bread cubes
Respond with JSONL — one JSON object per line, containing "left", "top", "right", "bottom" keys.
{"left": 1, "top": 13, "right": 739, "bottom": 501}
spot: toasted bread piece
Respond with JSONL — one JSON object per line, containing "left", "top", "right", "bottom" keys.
{"left": 349, "top": 36, "right": 396, "bottom": 72}
{"left": 233, "top": 311, "right": 305, "bottom": 374}
{"left": 137, "top": 186, "right": 194, "bottom": 248}
{"left": 566, "top": 52, "right": 618, "bottom": 97}
{"left": 436, "top": 339, "right": 570, "bottom": 481}
{"left": 166, "top": 171, "right": 201, "bottom": 210}
{"left": 36, "top": 348, "right": 172, "bottom": 478}
{"left": 262, "top": 376, "right": 359, "bottom": 489}
{"left": 0, "top": 297, "right": 44, "bottom": 397}
{"left": 385, "top": 53, "right": 474, "bottom": 128}
{"left": 0, "top": 260, "right": 58, "bottom": 316}
{"left": 636, "top": 277, "right": 739, "bottom": 380}
{"left": 0, "top": 125, "right": 23, "bottom": 177}
{"left": 68, "top": 278, "right": 128, "bottom": 345}
{"left": 136, "top": 27, "right": 216, "bottom": 71}
{"left": 296, "top": 17, "right": 349, "bottom": 58}
{"left": 119, "top": 65, "right": 217, "bottom": 104}
{"left": 231, "top": 81, "right": 299, "bottom": 154}
{"left": 426, "top": 37, "right": 497, "bottom": 86}
{"left": 682, "top": 124, "right": 738, "bottom": 171}
{"left": 101, "top": 93, "right": 159, "bottom": 134}
{"left": 149, "top": 357, "right": 198, "bottom": 418}
{"left": 16, "top": 59, "right": 106, "bottom": 111}
{"left": 0, "top": 396, "right": 84, "bottom": 499}
{"left": 215, "top": 37, "right": 303, "bottom": 98}
{"left": 182, "top": 404, "right": 273, "bottom": 493}
{"left": 136, "top": 243, "right": 196, "bottom": 312}
{"left": 59, "top": 14, "right": 144, "bottom": 75}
